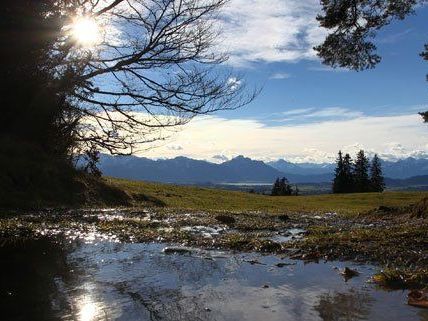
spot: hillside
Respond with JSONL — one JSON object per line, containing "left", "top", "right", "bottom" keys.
{"left": 107, "top": 177, "right": 428, "bottom": 215}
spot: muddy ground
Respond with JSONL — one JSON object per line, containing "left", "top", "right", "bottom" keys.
{"left": 1, "top": 204, "right": 427, "bottom": 289}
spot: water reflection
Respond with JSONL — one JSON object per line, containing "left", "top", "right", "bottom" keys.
{"left": 0, "top": 238, "right": 72, "bottom": 321}
{"left": 1, "top": 237, "right": 426, "bottom": 321}
{"left": 314, "top": 290, "right": 373, "bottom": 321}
{"left": 79, "top": 296, "right": 97, "bottom": 321}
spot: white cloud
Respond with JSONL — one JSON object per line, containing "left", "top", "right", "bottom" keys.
{"left": 227, "top": 77, "right": 242, "bottom": 90}
{"left": 306, "top": 107, "right": 364, "bottom": 119}
{"left": 211, "top": 154, "right": 230, "bottom": 163}
{"left": 270, "top": 107, "right": 364, "bottom": 123}
{"left": 137, "top": 113, "right": 428, "bottom": 163}
{"left": 308, "top": 66, "right": 350, "bottom": 72}
{"left": 280, "top": 108, "right": 315, "bottom": 116}
{"left": 270, "top": 72, "right": 292, "bottom": 80}
{"left": 219, "top": 0, "right": 326, "bottom": 67}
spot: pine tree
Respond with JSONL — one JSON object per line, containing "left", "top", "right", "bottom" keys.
{"left": 343, "top": 153, "right": 354, "bottom": 193}
{"left": 271, "top": 178, "right": 280, "bottom": 196}
{"left": 279, "top": 177, "right": 292, "bottom": 196}
{"left": 272, "top": 177, "right": 294, "bottom": 196}
{"left": 332, "top": 151, "right": 345, "bottom": 193}
{"left": 370, "top": 154, "right": 385, "bottom": 192}
{"left": 354, "top": 150, "right": 370, "bottom": 193}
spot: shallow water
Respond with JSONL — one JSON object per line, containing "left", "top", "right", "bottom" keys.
{"left": 1, "top": 237, "right": 428, "bottom": 321}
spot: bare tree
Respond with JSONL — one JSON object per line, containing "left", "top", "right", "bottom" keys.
{"left": 54, "top": 0, "right": 255, "bottom": 155}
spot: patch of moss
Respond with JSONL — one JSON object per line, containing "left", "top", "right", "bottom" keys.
{"left": 373, "top": 268, "right": 428, "bottom": 289}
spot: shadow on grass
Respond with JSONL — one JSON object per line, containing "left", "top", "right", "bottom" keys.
{"left": 0, "top": 171, "right": 133, "bottom": 209}
{"left": 131, "top": 192, "right": 166, "bottom": 207}
{"left": 0, "top": 170, "right": 169, "bottom": 210}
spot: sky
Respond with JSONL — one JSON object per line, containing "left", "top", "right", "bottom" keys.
{"left": 139, "top": 0, "right": 428, "bottom": 164}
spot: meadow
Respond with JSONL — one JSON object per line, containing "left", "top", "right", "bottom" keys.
{"left": 107, "top": 177, "right": 428, "bottom": 216}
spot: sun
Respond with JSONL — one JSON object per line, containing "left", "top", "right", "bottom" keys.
{"left": 70, "top": 16, "right": 101, "bottom": 47}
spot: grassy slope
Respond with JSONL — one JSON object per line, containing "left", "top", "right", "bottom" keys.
{"left": 107, "top": 177, "right": 428, "bottom": 215}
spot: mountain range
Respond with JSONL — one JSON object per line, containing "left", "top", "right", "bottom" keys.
{"left": 98, "top": 154, "right": 428, "bottom": 185}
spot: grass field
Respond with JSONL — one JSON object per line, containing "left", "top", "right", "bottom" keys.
{"left": 107, "top": 177, "right": 428, "bottom": 215}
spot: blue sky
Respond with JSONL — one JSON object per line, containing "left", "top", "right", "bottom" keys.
{"left": 222, "top": 4, "right": 428, "bottom": 122}
{"left": 136, "top": 1, "right": 428, "bottom": 163}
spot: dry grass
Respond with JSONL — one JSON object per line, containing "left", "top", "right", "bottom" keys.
{"left": 107, "top": 177, "right": 428, "bottom": 216}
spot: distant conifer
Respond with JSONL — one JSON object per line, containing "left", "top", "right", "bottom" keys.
{"left": 271, "top": 177, "right": 295, "bottom": 196}
{"left": 271, "top": 178, "right": 281, "bottom": 196}
{"left": 354, "top": 150, "right": 370, "bottom": 193}
{"left": 370, "top": 154, "right": 385, "bottom": 192}
{"left": 342, "top": 153, "right": 354, "bottom": 193}
{"left": 332, "top": 151, "right": 345, "bottom": 193}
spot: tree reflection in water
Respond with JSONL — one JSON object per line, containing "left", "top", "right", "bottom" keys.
{"left": 2, "top": 237, "right": 428, "bottom": 321}
{"left": 314, "top": 289, "right": 374, "bottom": 321}
{"left": 0, "top": 237, "right": 73, "bottom": 321}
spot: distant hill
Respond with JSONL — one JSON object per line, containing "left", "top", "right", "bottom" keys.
{"left": 267, "top": 159, "right": 335, "bottom": 176}
{"left": 99, "top": 155, "right": 286, "bottom": 184}
{"left": 385, "top": 175, "right": 428, "bottom": 188}
{"left": 381, "top": 158, "right": 428, "bottom": 179}
{"left": 98, "top": 154, "right": 428, "bottom": 185}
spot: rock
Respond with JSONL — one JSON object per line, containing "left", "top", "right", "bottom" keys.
{"left": 244, "top": 259, "right": 266, "bottom": 265}
{"left": 162, "top": 247, "right": 192, "bottom": 255}
{"left": 341, "top": 267, "right": 360, "bottom": 280}
{"left": 275, "top": 262, "right": 295, "bottom": 267}
{"left": 408, "top": 290, "right": 428, "bottom": 309}
{"left": 277, "top": 214, "right": 289, "bottom": 222}
{"left": 262, "top": 284, "right": 269, "bottom": 288}
{"left": 214, "top": 215, "right": 236, "bottom": 225}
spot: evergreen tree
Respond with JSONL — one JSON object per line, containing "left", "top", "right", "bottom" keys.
{"left": 271, "top": 177, "right": 295, "bottom": 196}
{"left": 332, "top": 151, "right": 345, "bottom": 193}
{"left": 271, "top": 178, "right": 281, "bottom": 196}
{"left": 354, "top": 150, "right": 370, "bottom": 193}
{"left": 370, "top": 154, "right": 385, "bottom": 192}
{"left": 333, "top": 151, "right": 354, "bottom": 193}
{"left": 343, "top": 153, "right": 354, "bottom": 193}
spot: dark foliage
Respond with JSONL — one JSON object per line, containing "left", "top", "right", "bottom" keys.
{"left": 370, "top": 154, "right": 385, "bottom": 192}
{"left": 333, "top": 150, "right": 384, "bottom": 193}
{"left": 0, "top": 1, "right": 81, "bottom": 207}
{"left": 81, "top": 145, "right": 102, "bottom": 177}
{"left": 315, "top": 0, "right": 420, "bottom": 70}
{"left": 271, "top": 177, "right": 298, "bottom": 196}
{"left": 420, "top": 44, "right": 428, "bottom": 122}
{"left": 0, "top": 0, "right": 252, "bottom": 207}
{"left": 332, "top": 151, "right": 345, "bottom": 193}
{"left": 333, "top": 151, "right": 355, "bottom": 193}
{"left": 354, "top": 150, "right": 370, "bottom": 193}
{"left": 315, "top": 0, "right": 428, "bottom": 119}
{"left": 342, "top": 153, "right": 354, "bottom": 192}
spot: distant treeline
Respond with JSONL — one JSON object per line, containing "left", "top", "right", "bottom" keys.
{"left": 271, "top": 177, "right": 299, "bottom": 196}
{"left": 333, "top": 150, "right": 385, "bottom": 194}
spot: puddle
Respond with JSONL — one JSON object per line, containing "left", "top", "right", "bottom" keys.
{"left": 1, "top": 236, "right": 427, "bottom": 321}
